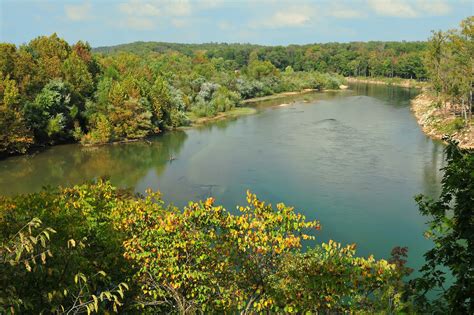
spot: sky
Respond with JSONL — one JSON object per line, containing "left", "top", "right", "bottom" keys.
{"left": 1, "top": 0, "right": 472, "bottom": 47}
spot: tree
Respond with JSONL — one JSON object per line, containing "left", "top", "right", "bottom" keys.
{"left": 12, "top": 48, "right": 39, "bottom": 97}
{"left": 0, "top": 43, "right": 16, "bottom": 76}
{"left": 116, "top": 190, "right": 320, "bottom": 313}
{"left": 425, "top": 17, "right": 473, "bottom": 121}
{"left": 410, "top": 140, "right": 474, "bottom": 313}
{"left": 247, "top": 60, "right": 279, "bottom": 80}
{"left": 27, "top": 34, "right": 70, "bottom": 86}
{"left": 108, "top": 98, "right": 153, "bottom": 140}
{"left": 62, "top": 51, "right": 94, "bottom": 97}
{"left": 150, "top": 76, "right": 173, "bottom": 128}
{"left": 269, "top": 241, "right": 406, "bottom": 313}
{"left": 0, "top": 180, "right": 131, "bottom": 313}
{"left": 0, "top": 76, "right": 33, "bottom": 155}
{"left": 24, "top": 79, "right": 74, "bottom": 143}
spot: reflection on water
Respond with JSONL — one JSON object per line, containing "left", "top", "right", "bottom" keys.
{"left": 0, "top": 131, "right": 188, "bottom": 194}
{"left": 0, "top": 83, "right": 445, "bottom": 274}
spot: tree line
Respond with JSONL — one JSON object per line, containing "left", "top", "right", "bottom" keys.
{"left": 95, "top": 40, "right": 428, "bottom": 79}
{"left": 0, "top": 34, "right": 346, "bottom": 157}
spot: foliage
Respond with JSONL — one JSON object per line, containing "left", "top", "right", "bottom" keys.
{"left": 425, "top": 17, "right": 473, "bottom": 122}
{"left": 0, "top": 32, "right": 434, "bottom": 156}
{"left": 192, "top": 84, "right": 241, "bottom": 117}
{"left": 114, "top": 191, "right": 319, "bottom": 312}
{"left": 0, "top": 75, "right": 33, "bottom": 155}
{"left": 0, "top": 180, "right": 132, "bottom": 313}
{"left": 0, "top": 218, "right": 55, "bottom": 312}
{"left": 437, "top": 117, "right": 466, "bottom": 134}
{"left": 269, "top": 241, "right": 407, "bottom": 313}
{"left": 409, "top": 140, "right": 474, "bottom": 313}
{"left": 95, "top": 40, "right": 428, "bottom": 80}
{"left": 24, "top": 79, "right": 74, "bottom": 143}
{"left": 0, "top": 180, "right": 407, "bottom": 313}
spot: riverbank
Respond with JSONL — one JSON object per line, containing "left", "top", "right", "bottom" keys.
{"left": 1, "top": 88, "right": 338, "bottom": 159}
{"left": 242, "top": 89, "right": 318, "bottom": 104}
{"left": 186, "top": 107, "right": 257, "bottom": 127}
{"left": 411, "top": 93, "right": 474, "bottom": 149}
{"left": 188, "top": 87, "right": 336, "bottom": 126}
{"left": 346, "top": 77, "right": 426, "bottom": 89}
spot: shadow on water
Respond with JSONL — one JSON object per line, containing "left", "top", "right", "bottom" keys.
{"left": 349, "top": 82, "right": 420, "bottom": 107}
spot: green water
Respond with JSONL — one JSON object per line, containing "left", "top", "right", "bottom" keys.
{"left": 0, "top": 83, "right": 444, "bottom": 271}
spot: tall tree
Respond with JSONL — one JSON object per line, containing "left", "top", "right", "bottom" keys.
{"left": 0, "top": 76, "right": 33, "bottom": 155}
{"left": 410, "top": 140, "right": 474, "bottom": 313}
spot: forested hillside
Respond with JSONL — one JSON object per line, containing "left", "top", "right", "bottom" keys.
{"left": 95, "top": 40, "right": 428, "bottom": 79}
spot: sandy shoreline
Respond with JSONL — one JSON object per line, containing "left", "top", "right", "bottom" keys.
{"left": 346, "top": 77, "right": 426, "bottom": 89}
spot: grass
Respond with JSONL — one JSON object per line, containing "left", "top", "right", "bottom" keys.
{"left": 436, "top": 117, "right": 467, "bottom": 135}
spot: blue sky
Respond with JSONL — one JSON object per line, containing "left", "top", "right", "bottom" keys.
{"left": 1, "top": 0, "right": 472, "bottom": 47}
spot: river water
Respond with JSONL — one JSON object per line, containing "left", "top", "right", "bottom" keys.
{"left": 0, "top": 83, "right": 445, "bottom": 271}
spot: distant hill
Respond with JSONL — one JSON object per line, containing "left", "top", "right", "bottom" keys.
{"left": 93, "top": 41, "right": 265, "bottom": 56}
{"left": 93, "top": 40, "right": 426, "bottom": 56}
{"left": 92, "top": 40, "right": 428, "bottom": 75}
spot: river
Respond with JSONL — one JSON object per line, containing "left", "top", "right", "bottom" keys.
{"left": 0, "top": 83, "right": 445, "bottom": 272}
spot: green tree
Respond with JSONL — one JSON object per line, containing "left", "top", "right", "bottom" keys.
{"left": 150, "top": 76, "right": 173, "bottom": 128}
{"left": 24, "top": 79, "right": 74, "bottom": 143}
{"left": 410, "top": 140, "right": 474, "bottom": 313}
{"left": 247, "top": 60, "right": 279, "bottom": 80}
{"left": 0, "top": 43, "right": 16, "bottom": 76}
{"left": 62, "top": 51, "right": 94, "bottom": 97}
{"left": 269, "top": 241, "right": 406, "bottom": 313}
{"left": 0, "top": 76, "right": 33, "bottom": 155}
{"left": 0, "top": 180, "right": 131, "bottom": 313}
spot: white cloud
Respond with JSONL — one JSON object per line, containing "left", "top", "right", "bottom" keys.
{"left": 416, "top": 0, "right": 451, "bottom": 15}
{"left": 166, "top": 0, "right": 192, "bottom": 16}
{"left": 253, "top": 6, "right": 315, "bottom": 28}
{"left": 65, "top": 2, "right": 92, "bottom": 21}
{"left": 117, "top": 0, "right": 194, "bottom": 29}
{"left": 326, "top": 0, "right": 366, "bottom": 19}
{"left": 195, "top": 0, "right": 225, "bottom": 9}
{"left": 118, "top": 0, "right": 161, "bottom": 17}
{"left": 330, "top": 7, "right": 365, "bottom": 18}
{"left": 118, "top": 0, "right": 192, "bottom": 17}
{"left": 271, "top": 11, "right": 310, "bottom": 26}
{"left": 367, "top": 0, "right": 452, "bottom": 18}
{"left": 367, "top": 0, "right": 417, "bottom": 18}
{"left": 125, "top": 17, "right": 156, "bottom": 30}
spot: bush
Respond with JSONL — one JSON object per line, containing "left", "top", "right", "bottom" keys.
{"left": 169, "top": 108, "right": 190, "bottom": 127}
{"left": 438, "top": 117, "right": 465, "bottom": 134}
{"left": 192, "top": 84, "right": 241, "bottom": 117}
{"left": 0, "top": 180, "right": 132, "bottom": 313}
{"left": 270, "top": 241, "right": 406, "bottom": 313}
{"left": 0, "top": 181, "right": 408, "bottom": 313}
